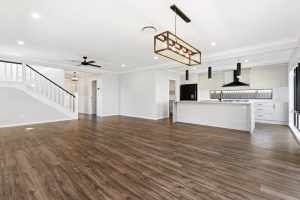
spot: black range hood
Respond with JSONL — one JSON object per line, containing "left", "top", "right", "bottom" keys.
{"left": 223, "top": 70, "right": 249, "bottom": 87}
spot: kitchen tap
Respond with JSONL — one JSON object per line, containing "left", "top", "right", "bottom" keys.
{"left": 218, "top": 91, "right": 223, "bottom": 102}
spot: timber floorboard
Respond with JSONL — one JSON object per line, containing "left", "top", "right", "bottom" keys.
{"left": 0, "top": 114, "right": 299, "bottom": 200}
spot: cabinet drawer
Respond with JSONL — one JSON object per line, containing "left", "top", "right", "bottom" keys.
{"left": 255, "top": 102, "right": 273, "bottom": 107}
{"left": 255, "top": 107, "right": 273, "bottom": 114}
{"left": 255, "top": 113, "right": 273, "bottom": 121}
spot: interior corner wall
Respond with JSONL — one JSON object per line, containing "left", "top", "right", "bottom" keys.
{"left": 119, "top": 70, "right": 157, "bottom": 119}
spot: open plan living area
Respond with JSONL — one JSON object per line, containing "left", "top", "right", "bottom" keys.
{"left": 0, "top": 0, "right": 300, "bottom": 199}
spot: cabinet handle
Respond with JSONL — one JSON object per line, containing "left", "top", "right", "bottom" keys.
{"left": 257, "top": 109, "right": 263, "bottom": 110}
{"left": 257, "top": 115, "right": 263, "bottom": 117}
{"left": 257, "top": 104, "right": 263, "bottom": 106}
{"left": 273, "top": 104, "right": 275, "bottom": 109}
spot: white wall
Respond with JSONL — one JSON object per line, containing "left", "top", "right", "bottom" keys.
{"left": 100, "top": 73, "right": 119, "bottom": 116}
{"left": 119, "top": 69, "right": 180, "bottom": 120}
{"left": 0, "top": 87, "right": 70, "bottom": 127}
{"left": 120, "top": 70, "right": 157, "bottom": 119}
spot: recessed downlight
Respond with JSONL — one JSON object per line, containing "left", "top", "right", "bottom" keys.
{"left": 154, "top": 56, "right": 159, "bottom": 60}
{"left": 193, "top": 67, "right": 197, "bottom": 70}
{"left": 142, "top": 26, "right": 157, "bottom": 34}
{"left": 31, "top": 13, "right": 40, "bottom": 19}
{"left": 210, "top": 42, "right": 216, "bottom": 46}
{"left": 245, "top": 59, "right": 249, "bottom": 63}
{"left": 121, "top": 64, "right": 126, "bottom": 68}
{"left": 17, "top": 41, "right": 24, "bottom": 45}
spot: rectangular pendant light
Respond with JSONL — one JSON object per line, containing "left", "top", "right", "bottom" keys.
{"left": 154, "top": 31, "right": 201, "bottom": 66}
{"left": 186, "top": 70, "right": 189, "bottom": 80}
{"left": 208, "top": 67, "right": 212, "bottom": 79}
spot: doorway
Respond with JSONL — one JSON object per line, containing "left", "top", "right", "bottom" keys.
{"left": 169, "top": 80, "right": 176, "bottom": 118}
{"left": 91, "top": 80, "right": 97, "bottom": 115}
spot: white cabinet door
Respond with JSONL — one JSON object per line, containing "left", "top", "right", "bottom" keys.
{"left": 274, "top": 102, "right": 288, "bottom": 122}
{"left": 250, "top": 69, "right": 261, "bottom": 89}
{"left": 261, "top": 68, "right": 274, "bottom": 89}
{"left": 273, "top": 66, "right": 288, "bottom": 87}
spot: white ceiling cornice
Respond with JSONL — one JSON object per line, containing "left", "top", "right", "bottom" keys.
{"left": 0, "top": 55, "right": 119, "bottom": 75}
{"left": 1, "top": 37, "right": 299, "bottom": 75}
{"left": 120, "top": 37, "right": 299, "bottom": 74}
{"left": 204, "top": 38, "right": 299, "bottom": 62}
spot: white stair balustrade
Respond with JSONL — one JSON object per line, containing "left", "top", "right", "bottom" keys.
{"left": 0, "top": 60, "right": 78, "bottom": 120}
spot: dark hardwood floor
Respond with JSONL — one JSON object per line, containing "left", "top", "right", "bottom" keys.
{"left": 0, "top": 115, "right": 299, "bottom": 200}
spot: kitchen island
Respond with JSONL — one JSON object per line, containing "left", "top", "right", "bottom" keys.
{"left": 173, "top": 101, "right": 255, "bottom": 133}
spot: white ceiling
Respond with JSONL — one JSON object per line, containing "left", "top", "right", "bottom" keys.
{"left": 0, "top": 0, "right": 300, "bottom": 73}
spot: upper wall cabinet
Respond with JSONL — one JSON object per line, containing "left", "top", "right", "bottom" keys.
{"left": 250, "top": 65, "right": 287, "bottom": 89}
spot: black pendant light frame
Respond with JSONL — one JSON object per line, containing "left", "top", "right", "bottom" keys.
{"left": 237, "top": 62, "right": 241, "bottom": 78}
{"left": 154, "top": 5, "right": 202, "bottom": 66}
{"left": 185, "top": 70, "right": 189, "bottom": 80}
{"left": 208, "top": 66, "right": 212, "bottom": 79}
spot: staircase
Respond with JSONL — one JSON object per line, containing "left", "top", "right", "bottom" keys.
{"left": 0, "top": 60, "right": 78, "bottom": 127}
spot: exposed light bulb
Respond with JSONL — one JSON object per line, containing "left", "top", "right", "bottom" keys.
{"left": 163, "top": 42, "right": 167, "bottom": 48}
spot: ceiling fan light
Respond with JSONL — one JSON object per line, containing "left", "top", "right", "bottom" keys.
{"left": 71, "top": 72, "right": 79, "bottom": 82}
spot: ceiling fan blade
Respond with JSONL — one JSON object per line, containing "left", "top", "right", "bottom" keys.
{"left": 67, "top": 60, "right": 81, "bottom": 63}
{"left": 88, "top": 64, "right": 102, "bottom": 68}
{"left": 87, "top": 61, "right": 95, "bottom": 64}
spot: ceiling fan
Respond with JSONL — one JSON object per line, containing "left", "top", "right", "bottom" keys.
{"left": 67, "top": 56, "right": 102, "bottom": 68}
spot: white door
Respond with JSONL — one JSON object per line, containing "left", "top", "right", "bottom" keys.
{"left": 91, "top": 80, "right": 97, "bottom": 114}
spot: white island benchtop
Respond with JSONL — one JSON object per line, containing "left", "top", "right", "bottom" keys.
{"left": 173, "top": 100, "right": 255, "bottom": 133}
